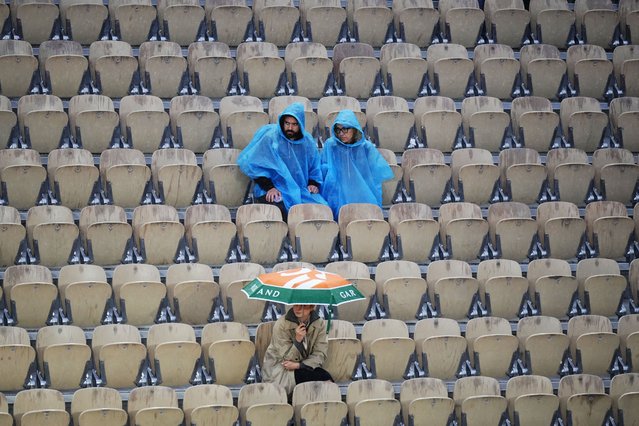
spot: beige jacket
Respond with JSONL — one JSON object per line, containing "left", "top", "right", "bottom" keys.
{"left": 262, "top": 308, "right": 328, "bottom": 394}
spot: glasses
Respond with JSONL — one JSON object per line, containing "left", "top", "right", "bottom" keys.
{"left": 335, "top": 127, "right": 352, "bottom": 135}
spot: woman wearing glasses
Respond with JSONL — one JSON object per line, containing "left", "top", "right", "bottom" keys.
{"left": 320, "top": 109, "right": 394, "bottom": 218}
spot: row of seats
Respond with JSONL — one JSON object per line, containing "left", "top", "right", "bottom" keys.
{"left": 2, "top": 38, "right": 638, "bottom": 101}
{"left": 2, "top": 374, "right": 639, "bottom": 426}
{"left": 1, "top": 254, "right": 638, "bottom": 331}
{"left": 3, "top": 93, "right": 638, "bottom": 156}
{"left": 0, "top": 314, "right": 638, "bottom": 392}
{"left": 1, "top": 198, "right": 638, "bottom": 268}
{"left": 4, "top": 0, "right": 638, "bottom": 51}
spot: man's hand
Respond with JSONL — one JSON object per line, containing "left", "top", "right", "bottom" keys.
{"left": 265, "top": 188, "right": 282, "bottom": 202}
{"left": 281, "top": 360, "right": 300, "bottom": 370}
{"left": 307, "top": 184, "right": 319, "bottom": 194}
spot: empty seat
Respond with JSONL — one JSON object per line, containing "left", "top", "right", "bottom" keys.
{"left": 473, "top": 44, "right": 521, "bottom": 100}
{"left": 332, "top": 42, "right": 382, "bottom": 99}
{"left": 36, "top": 325, "right": 92, "bottom": 390}
{"left": 346, "top": 379, "right": 401, "bottom": 425}
{"left": 169, "top": 95, "right": 220, "bottom": 153}
{"left": 284, "top": 42, "right": 333, "bottom": 99}
{"left": 108, "top": 0, "right": 157, "bottom": 46}
{"left": 151, "top": 148, "right": 202, "bottom": 208}
{"left": 401, "top": 148, "right": 452, "bottom": 207}
{"left": 465, "top": 316, "right": 519, "bottom": 378}
{"left": 166, "top": 262, "right": 220, "bottom": 325}
{"left": 388, "top": 202, "right": 439, "bottom": 264}
{"left": 38, "top": 40, "right": 89, "bottom": 99}
{"left": 453, "top": 376, "right": 507, "bottom": 426}
{"left": 88, "top": 40, "right": 139, "bottom": 98}
{"left": 71, "top": 387, "right": 128, "bottom": 426}
{"left": 566, "top": 44, "right": 614, "bottom": 101}
{"left": 392, "top": 0, "right": 439, "bottom": 48}
{"left": 439, "top": 202, "right": 489, "bottom": 262}
{"left": 13, "top": 389, "right": 69, "bottom": 426}
{"left": 59, "top": 0, "right": 109, "bottom": 45}
{"left": 324, "top": 261, "right": 376, "bottom": 323}
{"left": 292, "top": 381, "right": 348, "bottom": 425}
{"left": 299, "top": 0, "right": 347, "bottom": 47}
{"left": 576, "top": 257, "right": 626, "bottom": 318}
{"left": 380, "top": 42, "right": 429, "bottom": 99}
{"left": 476, "top": 258, "right": 530, "bottom": 320}
{"left": 91, "top": 324, "right": 147, "bottom": 389}
{"left": 546, "top": 147, "right": 596, "bottom": 205}
{"left": 184, "top": 204, "right": 237, "bottom": 265}
{"left": 10, "top": 0, "right": 59, "bottom": 45}
{"left": 188, "top": 41, "right": 237, "bottom": 98}
{"left": 235, "top": 203, "right": 289, "bottom": 265}
{"left": 0, "top": 326, "right": 37, "bottom": 392}
{"left": 157, "top": 0, "right": 206, "bottom": 46}
{"left": 218, "top": 262, "right": 267, "bottom": 324}
{"left": 17, "top": 94, "right": 68, "bottom": 154}
{"left": 529, "top": 0, "right": 576, "bottom": 49}
{"left": 338, "top": 203, "right": 390, "bottom": 263}
{"left": 568, "top": 314, "right": 622, "bottom": 376}
{"left": 127, "top": 386, "right": 184, "bottom": 426}
{"left": 400, "top": 377, "right": 454, "bottom": 426}
{"left": 365, "top": 95, "right": 417, "bottom": 153}
{"left": 484, "top": 0, "right": 531, "bottom": 48}
{"left": 426, "top": 259, "right": 480, "bottom": 320}
{"left": 536, "top": 201, "right": 586, "bottom": 260}
{"left": 146, "top": 322, "right": 202, "bottom": 387}
{"left": 2, "top": 265, "right": 57, "bottom": 328}
{"left": 519, "top": 44, "right": 568, "bottom": 101}
{"left": 558, "top": 374, "right": 613, "bottom": 426}
{"left": 0, "top": 148, "right": 46, "bottom": 210}
{"left": 57, "top": 263, "right": 112, "bottom": 327}
{"left": 236, "top": 42, "right": 286, "bottom": 98}
{"left": 486, "top": 202, "right": 537, "bottom": 262}
{"left": 585, "top": 200, "right": 635, "bottom": 260}
{"left": 613, "top": 44, "right": 639, "bottom": 97}
{"left": 202, "top": 148, "right": 250, "bottom": 207}
{"left": 99, "top": 148, "right": 151, "bottom": 208}
{"left": 132, "top": 205, "right": 184, "bottom": 265}
{"left": 253, "top": 0, "right": 300, "bottom": 46}
{"left": 505, "top": 375, "right": 559, "bottom": 426}
{"left": 517, "top": 315, "right": 570, "bottom": 377}
{"left": 47, "top": 148, "right": 99, "bottom": 209}
{"left": 609, "top": 372, "right": 639, "bottom": 425}
{"left": 323, "top": 319, "right": 363, "bottom": 382}
{"left": 347, "top": 0, "right": 393, "bottom": 47}
{"left": 620, "top": 0, "right": 639, "bottom": 44}
{"left": 119, "top": 95, "right": 171, "bottom": 153}
{"left": 218, "top": 95, "right": 269, "bottom": 149}
{"left": 0, "top": 95, "right": 16, "bottom": 148}
{"left": 574, "top": 0, "right": 619, "bottom": 48}
{"left": 609, "top": 96, "right": 639, "bottom": 151}
{"left": 438, "top": 0, "right": 485, "bottom": 48}
{"left": 527, "top": 258, "right": 580, "bottom": 319}
{"left": 69, "top": 95, "right": 119, "bottom": 154}
{"left": 0, "top": 206, "right": 25, "bottom": 267}
{"left": 413, "top": 318, "right": 469, "bottom": 380}
{"left": 375, "top": 260, "right": 427, "bottom": 321}
{"left": 460, "top": 96, "right": 510, "bottom": 152}
{"left": 287, "top": 203, "right": 339, "bottom": 264}
{"left": 237, "top": 382, "right": 294, "bottom": 426}
{"left": 205, "top": 0, "right": 253, "bottom": 47}
{"left": 618, "top": 314, "right": 639, "bottom": 372}
{"left": 0, "top": 40, "right": 38, "bottom": 98}
{"left": 451, "top": 147, "right": 500, "bottom": 203}
{"left": 426, "top": 43, "right": 474, "bottom": 99}
{"left": 360, "top": 318, "right": 415, "bottom": 381}
{"left": 412, "top": 96, "right": 462, "bottom": 153}
{"left": 111, "top": 263, "right": 166, "bottom": 326}
{"left": 26, "top": 205, "right": 78, "bottom": 267}
{"left": 183, "top": 384, "right": 238, "bottom": 426}
{"left": 201, "top": 322, "right": 255, "bottom": 385}
{"left": 499, "top": 147, "right": 548, "bottom": 205}
{"left": 592, "top": 148, "right": 639, "bottom": 205}
{"left": 139, "top": 41, "right": 189, "bottom": 98}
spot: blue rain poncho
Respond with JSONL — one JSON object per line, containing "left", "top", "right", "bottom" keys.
{"left": 320, "top": 109, "right": 394, "bottom": 218}
{"left": 238, "top": 102, "right": 327, "bottom": 210}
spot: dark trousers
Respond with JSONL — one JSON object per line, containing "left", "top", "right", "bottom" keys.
{"left": 294, "top": 367, "right": 334, "bottom": 385}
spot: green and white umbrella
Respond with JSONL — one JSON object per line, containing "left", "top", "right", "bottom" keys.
{"left": 241, "top": 267, "right": 365, "bottom": 306}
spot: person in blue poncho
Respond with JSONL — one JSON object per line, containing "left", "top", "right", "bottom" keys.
{"left": 320, "top": 109, "right": 394, "bottom": 218}
{"left": 237, "top": 102, "right": 327, "bottom": 220}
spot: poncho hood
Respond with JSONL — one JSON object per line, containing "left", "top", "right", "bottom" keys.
{"left": 278, "top": 102, "right": 307, "bottom": 142}
{"left": 330, "top": 109, "right": 365, "bottom": 147}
